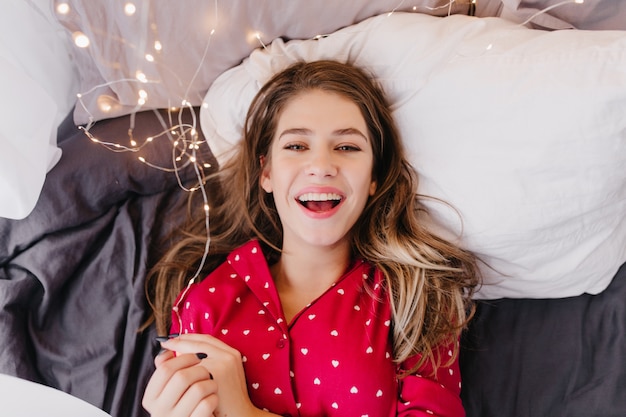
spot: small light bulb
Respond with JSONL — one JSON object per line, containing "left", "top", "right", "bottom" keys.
{"left": 56, "top": 3, "right": 70, "bottom": 15}
{"left": 72, "top": 31, "right": 90, "bottom": 48}
{"left": 136, "top": 71, "right": 147, "bottom": 82}
{"left": 154, "top": 40, "right": 162, "bottom": 51}
{"left": 124, "top": 3, "right": 136, "bottom": 16}
{"left": 145, "top": 53, "right": 154, "bottom": 62}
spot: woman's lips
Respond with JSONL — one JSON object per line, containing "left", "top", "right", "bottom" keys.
{"left": 295, "top": 188, "right": 345, "bottom": 217}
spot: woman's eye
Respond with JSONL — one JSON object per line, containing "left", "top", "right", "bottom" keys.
{"left": 285, "top": 143, "right": 306, "bottom": 151}
{"left": 336, "top": 145, "right": 361, "bottom": 152}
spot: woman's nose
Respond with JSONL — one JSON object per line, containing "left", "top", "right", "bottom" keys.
{"left": 305, "top": 149, "right": 337, "bottom": 177}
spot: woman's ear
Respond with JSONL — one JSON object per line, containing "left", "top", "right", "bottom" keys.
{"left": 369, "top": 180, "right": 377, "bottom": 196}
{"left": 260, "top": 155, "right": 272, "bottom": 193}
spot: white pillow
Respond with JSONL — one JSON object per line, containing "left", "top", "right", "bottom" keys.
{"left": 0, "top": 0, "right": 78, "bottom": 219}
{"left": 200, "top": 13, "right": 626, "bottom": 299}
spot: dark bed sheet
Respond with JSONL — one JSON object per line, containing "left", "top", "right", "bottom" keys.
{"left": 0, "top": 108, "right": 213, "bottom": 417}
{"left": 1, "top": 109, "right": 624, "bottom": 417}
{"left": 461, "top": 261, "right": 626, "bottom": 417}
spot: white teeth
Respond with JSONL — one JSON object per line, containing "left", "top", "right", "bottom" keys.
{"left": 298, "top": 192, "right": 342, "bottom": 202}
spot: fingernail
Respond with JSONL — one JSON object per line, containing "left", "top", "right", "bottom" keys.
{"left": 155, "top": 334, "right": 180, "bottom": 344}
{"left": 196, "top": 352, "right": 207, "bottom": 360}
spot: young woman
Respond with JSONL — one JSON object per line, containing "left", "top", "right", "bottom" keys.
{"left": 142, "top": 60, "right": 480, "bottom": 417}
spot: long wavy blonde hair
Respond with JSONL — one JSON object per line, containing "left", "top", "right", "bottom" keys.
{"left": 145, "top": 60, "right": 480, "bottom": 373}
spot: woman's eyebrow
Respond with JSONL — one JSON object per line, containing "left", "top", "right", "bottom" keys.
{"left": 333, "top": 127, "right": 368, "bottom": 140}
{"left": 278, "top": 127, "right": 367, "bottom": 140}
{"left": 278, "top": 128, "right": 312, "bottom": 139}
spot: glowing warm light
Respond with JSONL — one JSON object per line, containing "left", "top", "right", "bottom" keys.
{"left": 72, "top": 32, "right": 90, "bottom": 48}
{"left": 575, "top": 0, "right": 584, "bottom": 3}
{"left": 56, "top": 3, "right": 70, "bottom": 14}
{"left": 154, "top": 40, "right": 162, "bottom": 51}
{"left": 145, "top": 53, "right": 154, "bottom": 62}
{"left": 130, "top": 140, "right": 138, "bottom": 147}
{"left": 96, "top": 94, "right": 118, "bottom": 113}
{"left": 124, "top": 3, "right": 136, "bottom": 16}
{"left": 247, "top": 31, "right": 264, "bottom": 45}
{"left": 204, "top": 204, "right": 210, "bottom": 212}
{"left": 135, "top": 71, "right": 147, "bottom": 82}
{"left": 138, "top": 156, "right": 146, "bottom": 162}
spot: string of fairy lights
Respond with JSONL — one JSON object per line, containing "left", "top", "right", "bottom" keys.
{"left": 54, "top": 0, "right": 584, "bottom": 332}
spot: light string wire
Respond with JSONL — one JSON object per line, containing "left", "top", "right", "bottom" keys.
{"left": 59, "top": 0, "right": 218, "bottom": 333}
{"left": 63, "top": 0, "right": 584, "bottom": 333}
{"left": 518, "top": 0, "right": 585, "bottom": 27}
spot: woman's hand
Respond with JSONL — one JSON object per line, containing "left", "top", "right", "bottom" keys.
{"left": 142, "top": 349, "right": 218, "bottom": 417}
{"left": 146, "top": 333, "right": 277, "bottom": 417}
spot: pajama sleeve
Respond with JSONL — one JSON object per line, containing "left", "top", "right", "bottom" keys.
{"left": 396, "top": 342, "right": 465, "bottom": 417}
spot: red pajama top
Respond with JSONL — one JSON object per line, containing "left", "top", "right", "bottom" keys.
{"left": 171, "top": 240, "right": 464, "bottom": 417}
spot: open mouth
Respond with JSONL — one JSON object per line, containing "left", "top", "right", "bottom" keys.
{"left": 297, "top": 192, "right": 342, "bottom": 213}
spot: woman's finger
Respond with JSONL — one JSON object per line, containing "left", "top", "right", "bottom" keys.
{"left": 164, "top": 367, "right": 218, "bottom": 417}
{"left": 154, "top": 349, "right": 175, "bottom": 367}
{"left": 162, "top": 333, "right": 238, "bottom": 358}
{"left": 143, "top": 353, "right": 210, "bottom": 416}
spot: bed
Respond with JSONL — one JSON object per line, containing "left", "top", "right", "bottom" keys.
{"left": 1, "top": 1, "right": 625, "bottom": 416}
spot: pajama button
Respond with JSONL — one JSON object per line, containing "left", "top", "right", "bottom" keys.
{"left": 276, "top": 339, "right": 286, "bottom": 348}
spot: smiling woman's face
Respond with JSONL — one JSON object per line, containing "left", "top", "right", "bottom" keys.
{"left": 260, "top": 89, "right": 377, "bottom": 254}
